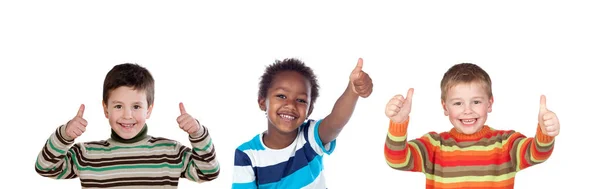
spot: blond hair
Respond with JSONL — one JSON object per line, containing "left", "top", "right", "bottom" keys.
{"left": 440, "top": 63, "right": 492, "bottom": 101}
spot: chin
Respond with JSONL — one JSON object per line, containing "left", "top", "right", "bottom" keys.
{"left": 271, "top": 122, "right": 303, "bottom": 134}
{"left": 112, "top": 126, "right": 140, "bottom": 139}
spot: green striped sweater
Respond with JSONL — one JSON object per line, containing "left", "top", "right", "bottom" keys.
{"left": 35, "top": 124, "right": 220, "bottom": 188}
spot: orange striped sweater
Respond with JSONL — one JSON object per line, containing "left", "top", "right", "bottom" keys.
{"left": 384, "top": 117, "right": 555, "bottom": 189}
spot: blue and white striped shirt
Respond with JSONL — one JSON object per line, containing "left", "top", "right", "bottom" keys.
{"left": 232, "top": 119, "right": 336, "bottom": 189}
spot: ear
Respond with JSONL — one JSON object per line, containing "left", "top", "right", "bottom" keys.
{"left": 258, "top": 97, "right": 266, "bottom": 111}
{"left": 441, "top": 99, "right": 449, "bottom": 116}
{"left": 146, "top": 104, "right": 154, "bottom": 119}
{"left": 487, "top": 96, "right": 494, "bottom": 113}
{"left": 102, "top": 101, "right": 109, "bottom": 118}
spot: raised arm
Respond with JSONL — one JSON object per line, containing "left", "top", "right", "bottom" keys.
{"left": 35, "top": 104, "right": 87, "bottom": 179}
{"left": 177, "top": 103, "right": 220, "bottom": 183}
{"left": 383, "top": 88, "right": 432, "bottom": 173}
{"left": 509, "top": 95, "right": 558, "bottom": 171}
{"left": 319, "top": 58, "right": 373, "bottom": 144}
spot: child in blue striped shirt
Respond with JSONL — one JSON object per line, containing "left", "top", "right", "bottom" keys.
{"left": 232, "top": 58, "right": 373, "bottom": 188}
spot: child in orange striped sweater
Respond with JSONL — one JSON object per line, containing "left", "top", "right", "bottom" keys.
{"left": 383, "top": 63, "right": 559, "bottom": 189}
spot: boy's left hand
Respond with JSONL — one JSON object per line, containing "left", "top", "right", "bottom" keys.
{"left": 538, "top": 95, "right": 560, "bottom": 137}
{"left": 177, "top": 102, "right": 201, "bottom": 135}
{"left": 350, "top": 58, "right": 373, "bottom": 98}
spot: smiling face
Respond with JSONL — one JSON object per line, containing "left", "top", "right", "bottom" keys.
{"left": 259, "top": 71, "right": 312, "bottom": 134}
{"left": 103, "top": 86, "right": 153, "bottom": 139}
{"left": 442, "top": 82, "right": 493, "bottom": 134}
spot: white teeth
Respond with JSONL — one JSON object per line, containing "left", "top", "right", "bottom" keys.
{"left": 120, "top": 123, "right": 134, "bottom": 128}
{"left": 279, "top": 114, "right": 296, "bottom": 120}
{"left": 461, "top": 119, "right": 475, "bottom": 124}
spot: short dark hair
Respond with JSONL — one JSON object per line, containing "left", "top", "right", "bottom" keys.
{"left": 259, "top": 58, "right": 320, "bottom": 111}
{"left": 102, "top": 63, "right": 155, "bottom": 106}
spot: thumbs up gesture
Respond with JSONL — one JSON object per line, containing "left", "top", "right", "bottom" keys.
{"left": 177, "top": 102, "right": 201, "bottom": 136}
{"left": 65, "top": 104, "right": 88, "bottom": 140}
{"left": 538, "top": 95, "right": 560, "bottom": 137}
{"left": 385, "top": 88, "right": 414, "bottom": 123}
{"left": 350, "top": 58, "right": 373, "bottom": 98}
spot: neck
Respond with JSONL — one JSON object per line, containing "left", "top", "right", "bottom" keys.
{"left": 263, "top": 124, "right": 298, "bottom": 149}
{"left": 111, "top": 124, "right": 148, "bottom": 143}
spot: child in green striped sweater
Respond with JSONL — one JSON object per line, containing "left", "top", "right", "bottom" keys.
{"left": 34, "top": 63, "right": 220, "bottom": 188}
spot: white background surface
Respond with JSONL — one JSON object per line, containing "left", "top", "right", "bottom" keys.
{"left": 1, "top": 0, "right": 598, "bottom": 188}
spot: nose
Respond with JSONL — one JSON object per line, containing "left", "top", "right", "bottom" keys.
{"left": 463, "top": 104, "right": 474, "bottom": 114}
{"left": 122, "top": 107, "right": 133, "bottom": 119}
{"left": 283, "top": 98, "right": 297, "bottom": 111}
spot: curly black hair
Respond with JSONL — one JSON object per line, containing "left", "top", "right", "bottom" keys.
{"left": 258, "top": 58, "right": 320, "bottom": 112}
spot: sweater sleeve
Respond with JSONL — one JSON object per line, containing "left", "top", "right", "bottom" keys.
{"left": 35, "top": 124, "right": 80, "bottom": 179}
{"left": 507, "top": 124, "right": 555, "bottom": 172}
{"left": 179, "top": 124, "right": 220, "bottom": 183}
{"left": 384, "top": 117, "right": 437, "bottom": 174}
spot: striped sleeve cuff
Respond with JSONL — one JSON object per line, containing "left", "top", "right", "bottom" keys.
{"left": 535, "top": 124, "right": 555, "bottom": 145}
{"left": 388, "top": 117, "right": 410, "bottom": 138}
{"left": 58, "top": 123, "right": 75, "bottom": 143}
{"left": 189, "top": 125, "right": 212, "bottom": 152}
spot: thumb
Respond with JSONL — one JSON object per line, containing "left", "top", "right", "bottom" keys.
{"left": 179, "top": 102, "right": 187, "bottom": 115}
{"left": 539, "top": 95, "right": 547, "bottom": 112}
{"left": 406, "top": 88, "right": 414, "bottom": 102}
{"left": 76, "top": 104, "right": 85, "bottom": 118}
{"left": 352, "top": 58, "right": 363, "bottom": 74}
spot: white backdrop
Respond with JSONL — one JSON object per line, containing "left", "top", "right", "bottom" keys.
{"left": 1, "top": 0, "right": 598, "bottom": 188}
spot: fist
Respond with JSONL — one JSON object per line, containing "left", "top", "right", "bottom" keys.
{"left": 385, "top": 88, "right": 414, "bottom": 123}
{"left": 538, "top": 95, "right": 560, "bottom": 137}
{"left": 65, "top": 104, "right": 88, "bottom": 140}
{"left": 177, "top": 102, "right": 201, "bottom": 135}
{"left": 350, "top": 58, "right": 373, "bottom": 98}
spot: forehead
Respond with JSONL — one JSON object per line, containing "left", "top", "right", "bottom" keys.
{"left": 446, "top": 82, "right": 488, "bottom": 98}
{"left": 108, "top": 86, "right": 148, "bottom": 103}
{"left": 269, "top": 71, "right": 311, "bottom": 93}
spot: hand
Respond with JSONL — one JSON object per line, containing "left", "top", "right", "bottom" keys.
{"left": 350, "top": 58, "right": 373, "bottom": 98}
{"left": 65, "top": 104, "right": 88, "bottom": 140}
{"left": 385, "top": 88, "right": 414, "bottom": 123}
{"left": 177, "top": 102, "right": 201, "bottom": 135}
{"left": 538, "top": 95, "right": 560, "bottom": 137}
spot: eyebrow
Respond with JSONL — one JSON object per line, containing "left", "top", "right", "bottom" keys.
{"left": 111, "top": 101, "right": 143, "bottom": 104}
{"left": 273, "top": 87, "right": 308, "bottom": 96}
{"left": 448, "top": 97, "right": 485, "bottom": 101}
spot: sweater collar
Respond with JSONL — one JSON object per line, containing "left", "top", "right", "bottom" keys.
{"left": 111, "top": 124, "right": 148, "bottom": 143}
{"left": 449, "top": 125, "right": 492, "bottom": 140}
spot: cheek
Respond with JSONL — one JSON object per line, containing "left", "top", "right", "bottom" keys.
{"left": 108, "top": 112, "right": 119, "bottom": 122}
{"left": 267, "top": 99, "right": 281, "bottom": 111}
{"left": 300, "top": 104, "right": 309, "bottom": 115}
{"left": 475, "top": 106, "right": 489, "bottom": 115}
{"left": 446, "top": 107, "right": 460, "bottom": 118}
{"left": 134, "top": 110, "right": 147, "bottom": 119}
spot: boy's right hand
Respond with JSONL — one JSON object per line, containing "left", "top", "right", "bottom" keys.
{"left": 385, "top": 88, "right": 414, "bottom": 123}
{"left": 65, "top": 104, "right": 87, "bottom": 140}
